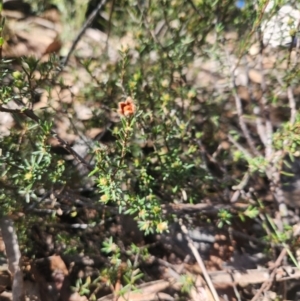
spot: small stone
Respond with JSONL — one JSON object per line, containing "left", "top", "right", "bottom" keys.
{"left": 74, "top": 104, "right": 93, "bottom": 120}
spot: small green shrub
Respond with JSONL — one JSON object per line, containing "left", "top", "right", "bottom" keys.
{"left": 2, "top": 0, "right": 300, "bottom": 298}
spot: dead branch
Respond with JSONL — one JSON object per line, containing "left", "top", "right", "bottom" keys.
{"left": 58, "top": 0, "right": 108, "bottom": 75}
{"left": 0, "top": 105, "right": 94, "bottom": 171}
{"left": 179, "top": 219, "right": 220, "bottom": 301}
{"left": 0, "top": 217, "right": 24, "bottom": 301}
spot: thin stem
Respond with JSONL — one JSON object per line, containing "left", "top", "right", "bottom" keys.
{"left": 179, "top": 219, "right": 220, "bottom": 301}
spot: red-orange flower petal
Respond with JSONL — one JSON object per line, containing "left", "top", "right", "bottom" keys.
{"left": 118, "top": 97, "right": 136, "bottom": 117}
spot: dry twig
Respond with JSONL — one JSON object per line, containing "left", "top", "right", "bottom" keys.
{"left": 0, "top": 105, "right": 94, "bottom": 171}
{"left": 58, "top": 0, "right": 108, "bottom": 75}
{"left": 250, "top": 248, "right": 287, "bottom": 301}
{"left": 0, "top": 217, "right": 24, "bottom": 301}
{"left": 224, "top": 46, "right": 261, "bottom": 157}
{"left": 179, "top": 219, "right": 220, "bottom": 301}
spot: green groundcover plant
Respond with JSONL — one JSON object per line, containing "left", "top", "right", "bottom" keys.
{"left": 1, "top": 0, "right": 300, "bottom": 299}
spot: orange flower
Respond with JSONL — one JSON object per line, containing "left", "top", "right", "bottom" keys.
{"left": 118, "top": 97, "right": 136, "bottom": 117}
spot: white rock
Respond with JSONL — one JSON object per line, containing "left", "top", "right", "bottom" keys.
{"left": 262, "top": 2, "right": 300, "bottom": 47}
{"left": 74, "top": 104, "right": 93, "bottom": 121}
